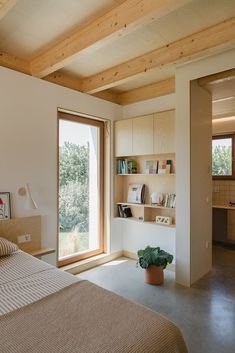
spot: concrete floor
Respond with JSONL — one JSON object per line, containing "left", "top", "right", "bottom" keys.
{"left": 78, "top": 246, "right": 235, "bottom": 353}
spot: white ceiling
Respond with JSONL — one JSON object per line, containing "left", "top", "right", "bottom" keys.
{"left": 0, "top": 0, "right": 121, "bottom": 57}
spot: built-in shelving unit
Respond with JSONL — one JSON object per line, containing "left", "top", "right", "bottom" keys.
{"left": 117, "top": 202, "right": 175, "bottom": 210}
{"left": 115, "top": 216, "right": 176, "bottom": 228}
{"left": 114, "top": 109, "right": 176, "bottom": 228}
{"left": 117, "top": 173, "right": 175, "bottom": 176}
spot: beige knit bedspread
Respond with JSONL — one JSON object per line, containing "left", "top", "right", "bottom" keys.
{"left": 0, "top": 280, "right": 188, "bottom": 353}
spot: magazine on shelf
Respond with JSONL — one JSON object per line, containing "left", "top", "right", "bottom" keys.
{"left": 127, "top": 183, "right": 145, "bottom": 204}
{"left": 158, "top": 160, "right": 172, "bottom": 174}
{"left": 146, "top": 160, "right": 158, "bottom": 174}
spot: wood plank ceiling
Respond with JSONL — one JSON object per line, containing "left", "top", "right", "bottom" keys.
{"left": 0, "top": 0, "right": 235, "bottom": 106}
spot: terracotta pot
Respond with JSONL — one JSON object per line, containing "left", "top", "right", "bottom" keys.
{"left": 145, "top": 265, "right": 164, "bottom": 285}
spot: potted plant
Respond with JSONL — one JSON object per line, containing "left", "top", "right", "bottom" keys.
{"left": 137, "top": 246, "right": 173, "bottom": 285}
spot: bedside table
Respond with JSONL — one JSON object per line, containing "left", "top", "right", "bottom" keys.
{"left": 29, "top": 248, "right": 55, "bottom": 258}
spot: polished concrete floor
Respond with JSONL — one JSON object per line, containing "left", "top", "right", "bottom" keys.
{"left": 78, "top": 246, "right": 235, "bottom": 353}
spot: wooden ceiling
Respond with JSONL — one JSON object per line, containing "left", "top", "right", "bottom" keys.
{"left": 0, "top": 0, "right": 235, "bottom": 106}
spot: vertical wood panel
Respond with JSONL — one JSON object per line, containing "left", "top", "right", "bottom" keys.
{"left": 133, "top": 115, "right": 154, "bottom": 155}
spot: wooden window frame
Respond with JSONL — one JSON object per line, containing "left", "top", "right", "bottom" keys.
{"left": 212, "top": 133, "right": 235, "bottom": 180}
{"left": 57, "top": 112, "right": 104, "bottom": 267}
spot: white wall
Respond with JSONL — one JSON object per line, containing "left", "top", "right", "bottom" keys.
{"left": 122, "top": 221, "right": 175, "bottom": 259}
{"left": 175, "top": 48, "right": 235, "bottom": 286}
{"left": 190, "top": 81, "right": 212, "bottom": 283}
{"left": 0, "top": 67, "right": 122, "bottom": 265}
{"left": 122, "top": 93, "right": 176, "bottom": 119}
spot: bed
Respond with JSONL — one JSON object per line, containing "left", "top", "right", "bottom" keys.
{"left": 0, "top": 249, "right": 188, "bottom": 353}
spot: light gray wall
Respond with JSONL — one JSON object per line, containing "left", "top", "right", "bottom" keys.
{"left": 0, "top": 67, "right": 122, "bottom": 265}
{"left": 190, "top": 80, "right": 212, "bottom": 283}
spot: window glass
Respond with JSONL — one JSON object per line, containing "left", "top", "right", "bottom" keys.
{"left": 212, "top": 137, "right": 232, "bottom": 176}
{"left": 58, "top": 115, "right": 104, "bottom": 266}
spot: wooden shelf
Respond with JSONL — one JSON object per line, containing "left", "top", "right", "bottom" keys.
{"left": 117, "top": 173, "right": 175, "bottom": 176}
{"left": 115, "top": 217, "right": 175, "bottom": 228}
{"left": 117, "top": 202, "right": 175, "bottom": 210}
{"left": 29, "top": 247, "right": 55, "bottom": 257}
{"left": 213, "top": 204, "right": 235, "bottom": 210}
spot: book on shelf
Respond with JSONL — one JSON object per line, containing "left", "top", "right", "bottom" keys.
{"left": 158, "top": 160, "right": 172, "bottom": 174}
{"left": 117, "top": 204, "right": 132, "bottom": 218}
{"left": 146, "top": 160, "right": 158, "bottom": 174}
{"left": 164, "top": 193, "right": 176, "bottom": 208}
{"left": 117, "top": 159, "right": 137, "bottom": 174}
{"left": 127, "top": 183, "right": 145, "bottom": 204}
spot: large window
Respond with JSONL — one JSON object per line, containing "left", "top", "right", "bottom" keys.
{"left": 58, "top": 112, "right": 104, "bottom": 266}
{"left": 212, "top": 134, "right": 235, "bottom": 179}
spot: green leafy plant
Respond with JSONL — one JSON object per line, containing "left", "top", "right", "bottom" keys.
{"left": 137, "top": 246, "right": 173, "bottom": 270}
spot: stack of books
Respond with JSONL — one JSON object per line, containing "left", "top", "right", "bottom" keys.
{"left": 164, "top": 194, "right": 176, "bottom": 208}
{"left": 117, "top": 204, "right": 132, "bottom": 218}
{"left": 117, "top": 159, "right": 137, "bottom": 174}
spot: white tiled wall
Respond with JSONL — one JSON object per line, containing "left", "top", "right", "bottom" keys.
{"left": 212, "top": 180, "right": 235, "bottom": 240}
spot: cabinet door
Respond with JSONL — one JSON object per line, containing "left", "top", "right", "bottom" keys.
{"left": 132, "top": 115, "right": 154, "bottom": 155}
{"left": 154, "top": 110, "right": 175, "bottom": 154}
{"left": 115, "top": 119, "right": 133, "bottom": 156}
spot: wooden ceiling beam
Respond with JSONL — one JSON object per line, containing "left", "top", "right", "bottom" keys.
{"left": 44, "top": 71, "right": 83, "bottom": 91}
{"left": 0, "top": 50, "right": 30, "bottom": 74}
{"left": 44, "top": 71, "right": 120, "bottom": 104}
{"left": 117, "top": 77, "right": 175, "bottom": 105}
{"left": 198, "top": 68, "right": 235, "bottom": 87}
{"left": 30, "top": 0, "right": 192, "bottom": 78}
{"left": 79, "top": 16, "right": 235, "bottom": 94}
{"left": 43, "top": 70, "right": 175, "bottom": 105}
{"left": 0, "top": 0, "right": 18, "bottom": 21}
{"left": 92, "top": 90, "right": 120, "bottom": 104}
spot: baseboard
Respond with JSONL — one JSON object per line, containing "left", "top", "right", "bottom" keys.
{"left": 123, "top": 250, "right": 175, "bottom": 272}
{"left": 62, "top": 250, "right": 175, "bottom": 274}
{"left": 61, "top": 251, "right": 123, "bottom": 275}
{"left": 123, "top": 250, "right": 138, "bottom": 260}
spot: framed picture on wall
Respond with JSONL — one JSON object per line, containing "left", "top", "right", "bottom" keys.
{"left": 0, "top": 192, "right": 11, "bottom": 220}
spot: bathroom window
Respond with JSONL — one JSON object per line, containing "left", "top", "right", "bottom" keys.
{"left": 212, "top": 134, "right": 235, "bottom": 179}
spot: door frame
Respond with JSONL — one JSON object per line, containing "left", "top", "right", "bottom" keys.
{"left": 57, "top": 111, "right": 104, "bottom": 267}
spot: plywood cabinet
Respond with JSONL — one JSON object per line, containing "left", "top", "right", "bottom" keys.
{"left": 154, "top": 110, "right": 175, "bottom": 154}
{"left": 115, "top": 110, "right": 175, "bottom": 157}
{"left": 132, "top": 115, "right": 154, "bottom": 155}
{"left": 115, "top": 119, "right": 133, "bottom": 156}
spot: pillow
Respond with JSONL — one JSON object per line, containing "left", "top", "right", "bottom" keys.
{"left": 0, "top": 237, "right": 19, "bottom": 257}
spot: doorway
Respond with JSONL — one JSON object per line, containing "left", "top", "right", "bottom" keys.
{"left": 192, "top": 68, "right": 235, "bottom": 280}
{"left": 209, "top": 70, "right": 235, "bottom": 249}
{"left": 58, "top": 112, "right": 104, "bottom": 266}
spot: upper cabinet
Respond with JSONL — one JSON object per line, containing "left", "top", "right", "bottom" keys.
{"left": 115, "top": 119, "right": 133, "bottom": 156}
{"left": 154, "top": 110, "right": 175, "bottom": 154}
{"left": 132, "top": 115, "right": 153, "bottom": 155}
{"left": 115, "top": 110, "right": 175, "bottom": 157}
